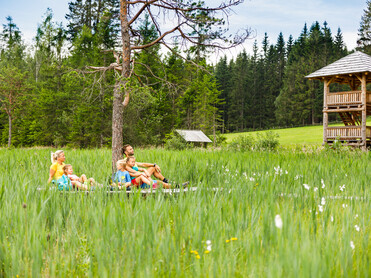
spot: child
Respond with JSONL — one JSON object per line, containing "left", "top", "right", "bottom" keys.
{"left": 56, "top": 165, "right": 73, "bottom": 191}
{"left": 126, "top": 156, "right": 160, "bottom": 189}
{"left": 63, "top": 164, "right": 92, "bottom": 190}
{"left": 112, "top": 160, "right": 132, "bottom": 190}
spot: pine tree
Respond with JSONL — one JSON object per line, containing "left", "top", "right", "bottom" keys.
{"left": 358, "top": 0, "right": 371, "bottom": 54}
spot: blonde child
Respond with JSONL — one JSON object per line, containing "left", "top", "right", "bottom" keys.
{"left": 112, "top": 160, "right": 132, "bottom": 190}
{"left": 126, "top": 156, "right": 163, "bottom": 189}
{"left": 63, "top": 164, "right": 94, "bottom": 190}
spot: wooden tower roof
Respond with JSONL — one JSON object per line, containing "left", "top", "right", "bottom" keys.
{"left": 306, "top": 51, "right": 371, "bottom": 84}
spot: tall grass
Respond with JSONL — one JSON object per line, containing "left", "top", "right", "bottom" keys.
{"left": 0, "top": 147, "right": 370, "bottom": 277}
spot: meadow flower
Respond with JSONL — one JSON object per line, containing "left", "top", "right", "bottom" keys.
{"left": 196, "top": 255, "right": 201, "bottom": 259}
{"left": 204, "top": 250, "right": 210, "bottom": 254}
{"left": 350, "top": 241, "right": 355, "bottom": 250}
{"left": 206, "top": 245, "right": 212, "bottom": 251}
{"left": 355, "top": 214, "right": 358, "bottom": 219}
{"left": 226, "top": 239, "right": 230, "bottom": 243}
{"left": 303, "top": 184, "right": 310, "bottom": 190}
{"left": 321, "top": 179, "right": 325, "bottom": 188}
{"left": 314, "top": 187, "right": 318, "bottom": 192}
{"left": 249, "top": 177, "right": 255, "bottom": 181}
{"left": 331, "top": 216, "right": 334, "bottom": 222}
{"left": 275, "top": 215, "right": 283, "bottom": 229}
{"left": 342, "top": 204, "right": 348, "bottom": 208}
{"left": 206, "top": 240, "right": 211, "bottom": 245}
{"left": 231, "top": 237, "right": 238, "bottom": 241}
{"left": 321, "top": 197, "right": 326, "bottom": 206}
{"left": 354, "top": 225, "right": 360, "bottom": 232}
{"left": 285, "top": 170, "right": 288, "bottom": 174}
{"left": 339, "top": 184, "right": 345, "bottom": 191}
{"left": 318, "top": 205, "right": 323, "bottom": 212}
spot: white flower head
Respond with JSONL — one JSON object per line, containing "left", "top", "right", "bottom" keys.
{"left": 330, "top": 216, "right": 334, "bottom": 222}
{"left": 206, "top": 240, "right": 211, "bottom": 245}
{"left": 318, "top": 205, "right": 323, "bottom": 212}
{"left": 275, "top": 215, "right": 283, "bottom": 229}
{"left": 354, "top": 225, "right": 360, "bottom": 232}
{"left": 314, "top": 187, "right": 318, "bottom": 192}
{"left": 249, "top": 177, "right": 255, "bottom": 181}
{"left": 303, "top": 184, "right": 310, "bottom": 190}
{"left": 342, "top": 204, "right": 348, "bottom": 208}
{"left": 355, "top": 214, "right": 358, "bottom": 219}
{"left": 321, "top": 179, "right": 325, "bottom": 188}
{"left": 350, "top": 241, "right": 355, "bottom": 250}
{"left": 206, "top": 245, "right": 212, "bottom": 251}
{"left": 321, "top": 197, "right": 326, "bottom": 206}
{"left": 339, "top": 184, "right": 346, "bottom": 191}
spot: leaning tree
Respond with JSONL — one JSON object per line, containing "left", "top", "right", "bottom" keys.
{"left": 89, "top": 0, "right": 250, "bottom": 168}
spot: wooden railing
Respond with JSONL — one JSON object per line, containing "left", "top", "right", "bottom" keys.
{"left": 326, "top": 91, "right": 371, "bottom": 106}
{"left": 326, "top": 126, "right": 371, "bottom": 139}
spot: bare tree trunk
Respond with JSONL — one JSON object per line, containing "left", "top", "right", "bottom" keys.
{"left": 111, "top": 0, "right": 131, "bottom": 171}
{"left": 8, "top": 114, "right": 11, "bottom": 148}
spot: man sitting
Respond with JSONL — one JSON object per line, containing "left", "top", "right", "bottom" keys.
{"left": 122, "top": 144, "right": 170, "bottom": 184}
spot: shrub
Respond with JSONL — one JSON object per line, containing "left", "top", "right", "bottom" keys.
{"left": 255, "top": 131, "right": 280, "bottom": 151}
{"left": 227, "top": 135, "right": 255, "bottom": 151}
{"left": 226, "top": 131, "right": 280, "bottom": 152}
{"left": 164, "top": 132, "right": 188, "bottom": 150}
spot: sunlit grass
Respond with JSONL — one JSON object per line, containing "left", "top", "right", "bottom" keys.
{"left": 0, "top": 148, "right": 370, "bottom": 277}
{"left": 224, "top": 118, "right": 371, "bottom": 146}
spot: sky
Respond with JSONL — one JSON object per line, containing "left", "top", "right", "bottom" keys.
{"left": 0, "top": 0, "right": 368, "bottom": 60}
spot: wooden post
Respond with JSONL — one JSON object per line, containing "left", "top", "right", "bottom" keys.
{"left": 361, "top": 73, "right": 367, "bottom": 150}
{"left": 323, "top": 79, "right": 329, "bottom": 145}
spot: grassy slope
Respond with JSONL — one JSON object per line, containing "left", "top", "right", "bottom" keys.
{"left": 224, "top": 119, "right": 371, "bottom": 146}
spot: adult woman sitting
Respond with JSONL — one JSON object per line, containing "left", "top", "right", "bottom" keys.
{"left": 48, "top": 150, "right": 66, "bottom": 184}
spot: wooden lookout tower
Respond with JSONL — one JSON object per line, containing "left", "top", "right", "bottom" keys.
{"left": 306, "top": 51, "right": 371, "bottom": 149}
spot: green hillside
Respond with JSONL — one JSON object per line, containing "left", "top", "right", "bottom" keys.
{"left": 224, "top": 119, "right": 371, "bottom": 146}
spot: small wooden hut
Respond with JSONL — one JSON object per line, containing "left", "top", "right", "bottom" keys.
{"left": 306, "top": 51, "right": 371, "bottom": 149}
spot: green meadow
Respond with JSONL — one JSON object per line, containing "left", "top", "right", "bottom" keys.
{"left": 0, "top": 147, "right": 370, "bottom": 277}
{"left": 224, "top": 118, "right": 371, "bottom": 146}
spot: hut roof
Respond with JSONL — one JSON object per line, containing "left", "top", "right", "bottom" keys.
{"left": 175, "top": 130, "right": 212, "bottom": 143}
{"left": 306, "top": 51, "right": 371, "bottom": 80}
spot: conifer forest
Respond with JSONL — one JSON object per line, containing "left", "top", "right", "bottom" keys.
{"left": 1, "top": 0, "right": 371, "bottom": 148}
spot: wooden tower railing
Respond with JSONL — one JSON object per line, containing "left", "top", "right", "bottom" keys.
{"left": 326, "top": 91, "right": 371, "bottom": 108}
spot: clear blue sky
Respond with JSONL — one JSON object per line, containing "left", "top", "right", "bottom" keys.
{"left": 0, "top": 0, "right": 367, "bottom": 58}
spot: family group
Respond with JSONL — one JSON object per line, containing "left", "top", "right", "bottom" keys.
{"left": 47, "top": 145, "right": 179, "bottom": 191}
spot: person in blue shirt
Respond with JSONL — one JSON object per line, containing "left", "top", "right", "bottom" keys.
{"left": 56, "top": 172, "right": 73, "bottom": 191}
{"left": 112, "top": 160, "right": 132, "bottom": 190}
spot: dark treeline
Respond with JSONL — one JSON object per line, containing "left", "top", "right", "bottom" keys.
{"left": 0, "top": 0, "right": 370, "bottom": 148}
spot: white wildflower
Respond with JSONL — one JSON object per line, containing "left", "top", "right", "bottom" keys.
{"left": 321, "top": 179, "right": 325, "bottom": 188}
{"left": 321, "top": 197, "right": 326, "bottom": 206}
{"left": 355, "top": 214, "right": 358, "bottom": 219}
{"left": 330, "top": 216, "right": 334, "bottom": 222}
{"left": 206, "top": 240, "right": 211, "bottom": 245}
{"left": 226, "top": 168, "right": 229, "bottom": 172}
{"left": 303, "top": 184, "right": 310, "bottom": 190}
{"left": 275, "top": 215, "right": 283, "bottom": 229}
{"left": 342, "top": 204, "right": 348, "bottom": 208}
{"left": 249, "top": 177, "right": 255, "bottom": 181}
{"left": 314, "top": 187, "right": 318, "bottom": 192}
{"left": 206, "top": 245, "right": 212, "bottom": 251}
{"left": 345, "top": 174, "right": 347, "bottom": 177}
{"left": 354, "top": 225, "right": 360, "bottom": 232}
{"left": 318, "top": 205, "right": 323, "bottom": 212}
{"left": 350, "top": 241, "right": 355, "bottom": 250}
{"left": 339, "top": 184, "right": 345, "bottom": 191}
{"left": 285, "top": 170, "right": 288, "bottom": 174}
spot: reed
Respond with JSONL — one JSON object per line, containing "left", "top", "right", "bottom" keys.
{"left": 0, "top": 147, "right": 370, "bottom": 277}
